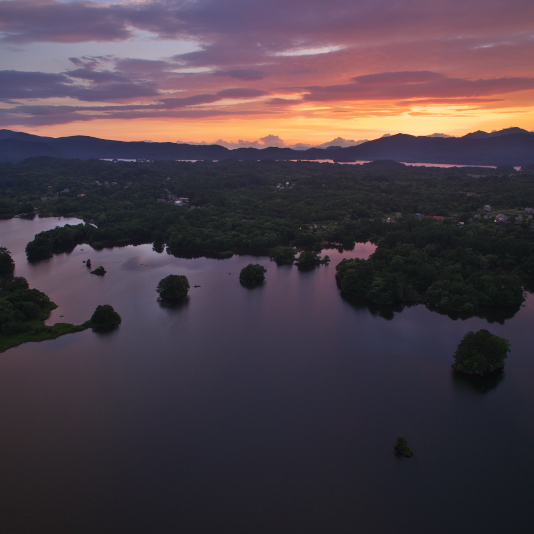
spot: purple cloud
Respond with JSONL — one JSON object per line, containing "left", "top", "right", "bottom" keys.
{"left": 216, "top": 88, "right": 269, "bottom": 98}
{"left": 302, "top": 72, "right": 534, "bottom": 102}
{"left": 0, "top": 70, "right": 73, "bottom": 101}
{"left": 213, "top": 70, "right": 266, "bottom": 81}
{"left": 1, "top": 1, "right": 533, "bottom": 133}
{"left": 352, "top": 71, "right": 445, "bottom": 85}
{"left": 0, "top": 0, "right": 132, "bottom": 43}
{"left": 3, "top": 0, "right": 534, "bottom": 53}
{"left": 0, "top": 69, "right": 159, "bottom": 103}
{"left": 64, "top": 68, "right": 130, "bottom": 84}
{"left": 158, "top": 94, "right": 221, "bottom": 107}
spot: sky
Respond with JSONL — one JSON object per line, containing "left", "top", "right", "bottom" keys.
{"left": 1, "top": 0, "right": 534, "bottom": 148}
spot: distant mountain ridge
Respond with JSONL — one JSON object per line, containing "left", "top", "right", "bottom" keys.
{"left": 0, "top": 127, "right": 533, "bottom": 166}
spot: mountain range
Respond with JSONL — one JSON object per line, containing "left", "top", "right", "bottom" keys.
{"left": 0, "top": 127, "right": 533, "bottom": 166}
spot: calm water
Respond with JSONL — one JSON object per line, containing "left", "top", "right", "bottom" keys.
{"left": 1, "top": 218, "right": 533, "bottom": 534}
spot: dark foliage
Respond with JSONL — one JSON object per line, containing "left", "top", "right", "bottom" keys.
{"left": 269, "top": 246, "right": 297, "bottom": 266}
{"left": 395, "top": 437, "right": 413, "bottom": 458}
{"left": 156, "top": 274, "right": 190, "bottom": 300}
{"left": 239, "top": 264, "right": 267, "bottom": 286}
{"left": 0, "top": 247, "right": 15, "bottom": 274}
{"left": 0, "top": 252, "right": 56, "bottom": 335}
{"left": 89, "top": 304, "right": 121, "bottom": 327}
{"left": 90, "top": 266, "right": 106, "bottom": 276}
{"left": 2, "top": 157, "right": 534, "bottom": 316}
{"left": 296, "top": 250, "right": 330, "bottom": 270}
{"left": 452, "top": 329, "right": 510, "bottom": 375}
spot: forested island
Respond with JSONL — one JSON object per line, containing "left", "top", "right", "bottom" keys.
{"left": 2, "top": 157, "right": 534, "bottom": 318}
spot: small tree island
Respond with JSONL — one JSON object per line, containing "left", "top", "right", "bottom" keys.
{"left": 452, "top": 329, "right": 511, "bottom": 375}
{"left": 88, "top": 304, "right": 121, "bottom": 329}
{"left": 156, "top": 274, "right": 190, "bottom": 300}
{"left": 90, "top": 266, "right": 106, "bottom": 276}
{"left": 394, "top": 436, "right": 414, "bottom": 458}
{"left": 239, "top": 264, "right": 267, "bottom": 286}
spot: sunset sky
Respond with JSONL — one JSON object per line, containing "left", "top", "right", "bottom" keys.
{"left": 1, "top": 0, "right": 534, "bottom": 147}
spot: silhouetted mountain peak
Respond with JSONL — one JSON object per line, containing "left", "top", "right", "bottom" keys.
{"left": 463, "top": 127, "right": 532, "bottom": 139}
{"left": 0, "top": 127, "right": 533, "bottom": 166}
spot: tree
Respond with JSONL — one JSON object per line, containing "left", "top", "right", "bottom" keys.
{"left": 452, "top": 329, "right": 510, "bottom": 375}
{"left": 90, "top": 304, "right": 121, "bottom": 327}
{"left": 0, "top": 248, "right": 14, "bottom": 275}
{"left": 156, "top": 274, "right": 190, "bottom": 300}
{"left": 394, "top": 436, "right": 413, "bottom": 458}
{"left": 269, "top": 246, "right": 296, "bottom": 266}
{"left": 296, "top": 250, "right": 329, "bottom": 270}
{"left": 239, "top": 264, "right": 266, "bottom": 286}
{"left": 25, "top": 236, "right": 53, "bottom": 262}
{"left": 90, "top": 266, "right": 106, "bottom": 276}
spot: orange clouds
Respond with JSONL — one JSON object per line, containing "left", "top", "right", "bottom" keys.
{"left": 0, "top": 0, "right": 532, "bottom": 143}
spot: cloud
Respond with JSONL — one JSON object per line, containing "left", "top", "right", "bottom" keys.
{"left": 180, "top": 134, "right": 368, "bottom": 149}
{"left": 0, "top": 0, "right": 133, "bottom": 43}
{"left": 114, "top": 58, "right": 174, "bottom": 74}
{"left": 302, "top": 72, "right": 534, "bottom": 102}
{"left": 0, "top": 70, "right": 74, "bottom": 101}
{"left": 213, "top": 70, "right": 266, "bottom": 81}
{"left": 216, "top": 88, "right": 269, "bottom": 99}
{"left": 4, "top": 0, "right": 534, "bottom": 55}
{"left": 0, "top": 68, "right": 160, "bottom": 103}
{"left": 64, "top": 68, "right": 131, "bottom": 84}
{"left": 158, "top": 94, "right": 221, "bottom": 107}
{"left": 1, "top": 1, "right": 533, "bottom": 135}
{"left": 352, "top": 71, "right": 445, "bottom": 85}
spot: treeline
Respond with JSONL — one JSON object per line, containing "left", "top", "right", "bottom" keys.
{"left": 5, "top": 157, "right": 534, "bottom": 255}
{"left": 0, "top": 248, "right": 59, "bottom": 338}
{"left": 3, "top": 157, "right": 534, "bottom": 316}
{"left": 336, "top": 218, "right": 532, "bottom": 314}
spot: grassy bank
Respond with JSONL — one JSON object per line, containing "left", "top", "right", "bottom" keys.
{"left": 0, "top": 322, "right": 88, "bottom": 353}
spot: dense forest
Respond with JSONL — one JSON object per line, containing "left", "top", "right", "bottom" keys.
{"left": 2, "top": 156, "right": 534, "bottom": 316}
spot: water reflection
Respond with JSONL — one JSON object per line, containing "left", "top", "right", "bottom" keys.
{"left": 429, "top": 303, "right": 521, "bottom": 324}
{"left": 341, "top": 295, "right": 521, "bottom": 323}
{"left": 451, "top": 367, "right": 505, "bottom": 394}
{"left": 166, "top": 248, "right": 235, "bottom": 260}
{"left": 341, "top": 295, "right": 412, "bottom": 320}
{"left": 152, "top": 241, "right": 165, "bottom": 254}
{"left": 158, "top": 295, "right": 190, "bottom": 312}
{"left": 91, "top": 324, "right": 121, "bottom": 336}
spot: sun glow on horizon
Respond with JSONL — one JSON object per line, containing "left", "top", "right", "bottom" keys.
{"left": 1, "top": 0, "right": 532, "bottom": 143}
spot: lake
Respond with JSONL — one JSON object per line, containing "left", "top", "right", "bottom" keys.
{"left": 1, "top": 217, "right": 533, "bottom": 533}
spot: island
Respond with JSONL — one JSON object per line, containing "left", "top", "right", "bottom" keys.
{"left": 156, "top": 274, "right": 190, "bottom": 300}
{"left": 394, "top": 437, "right": 414, "bottom": 458}
{"left": 452, "top": 329, "right": 510, "bottom": 375}
{"left": 90, "top": 266, "right": 107, "bottom": 276}
{"left": 87, "top": 304, "right": 122, "bottom": 329}
{"left": 239, "top": 264, "right": 267, "bottom": 286}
